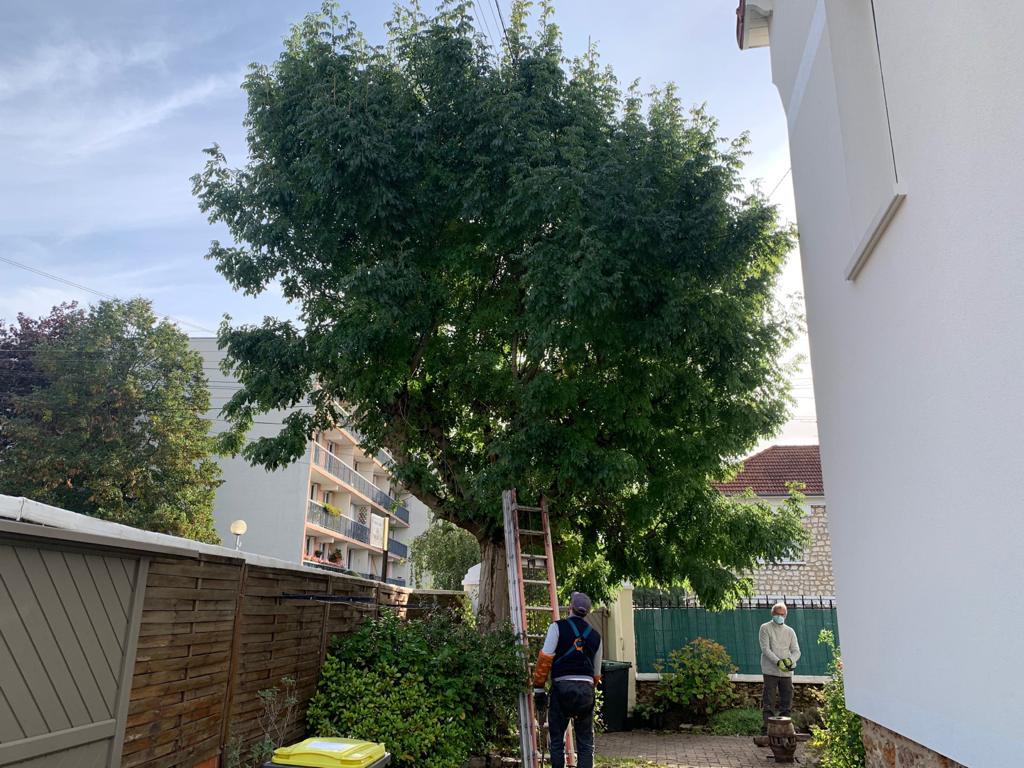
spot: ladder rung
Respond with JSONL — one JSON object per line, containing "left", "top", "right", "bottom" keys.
{"left": 526, "top": 605, "right": 555, "bottom": 612}
{"left": 521, "top": 553, "right": 548, "bottom": 561}
{"left": 519, "top": 529, "right": 546, "bottom": 537}
{"left": 516, "top": 505, "right": 543, "bottom": 513}
{"left": 523, "top": 579, "right": 550, "bottom": 585}
{"left": 526, "top": 633, "right": 545, "bottom": 640}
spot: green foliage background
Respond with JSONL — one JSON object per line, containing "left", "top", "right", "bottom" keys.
{"left": 0, "top": 299, "right": 221, "bottom": 542}
{"left": 811, "top": 630, "right": 865, "bottom": 768}
{"left": 307, "top": 612, "right": 523, "bottom": 768}
{"left": 410, "top": 518, "right": 481, "bottom": 589}
{"left": 194, "top": 0, "right": 806, "bottom": 606}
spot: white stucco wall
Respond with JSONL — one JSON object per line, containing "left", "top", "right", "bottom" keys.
{"left": 190, "top": 337, "right": 309, "bottom": 562}
{"left": 759, "top": 3, "right": 1024, "bottom": 766}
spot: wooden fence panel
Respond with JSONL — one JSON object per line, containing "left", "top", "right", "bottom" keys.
{"left": 122, "top": 556, "right": 242, "bottom": 768}
{"left": 0, "top": 538, "right": 145, "bottom": 768}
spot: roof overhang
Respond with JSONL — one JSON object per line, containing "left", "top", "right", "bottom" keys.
{"left": 736, "top": 0, "right": 773, "bottom": 50}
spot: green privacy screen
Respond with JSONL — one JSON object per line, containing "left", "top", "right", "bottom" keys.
{"left": 633, "top": 601, "right": 840, "bottom": 676}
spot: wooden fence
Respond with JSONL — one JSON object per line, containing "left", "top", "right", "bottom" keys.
{"left": 0, "top": 506, "right": 463, "bottom": 768}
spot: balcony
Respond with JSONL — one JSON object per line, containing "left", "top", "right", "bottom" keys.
{"left": 306, "top": 499, "right": 371, "bottom": 546}
{"left": 311, "top": 444, "right": 411, "bottom": 526}
{"left": 302, "top": 558, "right": 377, "bottom": 582}
{"left": 387, "top": 537, "right": 409, "bottom": 559}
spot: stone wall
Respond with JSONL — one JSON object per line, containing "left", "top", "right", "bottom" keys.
{"left": 862, "top": 718, "right": 967, "bottom": 768}
{"left": 635, "top": 679, "right": 822, "bottom": 712}
{"left": 752, "top": 504, "right": 834, "bottom": 595}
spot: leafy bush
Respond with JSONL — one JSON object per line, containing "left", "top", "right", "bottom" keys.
{"left": 410, "top": 519, "right": 480, "bottom": 590}
{"left": 656, "top": 638, "right": 737, "bottom": 720}
{"left": 306, "top": 611, "right": 524, "bottom": 768}
{"left": 629, "top": 702, "right": 665, "bottom": 729}
{"left": 709, "top": 707, "right": 764, "bottom": 736}
{"left": 810, "top": 630, "right": 865, "bottom": 768}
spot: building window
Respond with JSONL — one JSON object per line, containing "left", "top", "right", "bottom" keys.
{"left": 310, "top": 482, "right": 320, "bottom": 501}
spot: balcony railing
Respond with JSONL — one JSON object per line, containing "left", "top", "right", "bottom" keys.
{"left": 306, "top": 500, "right": 371, "bottom": 546}
{"left": 387, "top": 537, "right": 409, "bottom": 559}
{"left": 339, "top": 419, "right": 395, "bottom": 468}
{"left": 312, "top": 444, "right": 411, "bottom": 525}
{"left": 302, "top": 558, "right": 378, "bottom": 582}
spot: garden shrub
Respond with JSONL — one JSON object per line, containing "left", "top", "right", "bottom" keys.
{"left": 709, "top": 707, "right": 764, "bottom": 736}
{"left": 810, "top": 630, "right": 865, "bottom": 768}
{"left": 656, "top": 638, "right": 737, "bottom": 720}
{"left": 306, "top": 611, "right": 524, "bottom": 768}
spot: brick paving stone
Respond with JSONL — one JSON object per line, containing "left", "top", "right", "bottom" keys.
{"left": 596, "top": 731, "right": 813, "bottom": 768}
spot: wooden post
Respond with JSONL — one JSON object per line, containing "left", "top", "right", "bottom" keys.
{"left": 219, "top": 560, "right": 249, "bottom": 757}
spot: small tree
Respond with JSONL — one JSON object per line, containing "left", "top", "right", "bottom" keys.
{"left": 811, "top": 630, "right": 865, "bottom": 768}
{"left": 0, "top": 299, "right": 221, "bottom": 542}
{"left": 411, "top": 518, "right": 481, "bottom": 590}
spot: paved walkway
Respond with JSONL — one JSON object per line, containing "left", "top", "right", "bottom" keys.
{"left": 596, "top": 731, "right": 813, "bottom": 768}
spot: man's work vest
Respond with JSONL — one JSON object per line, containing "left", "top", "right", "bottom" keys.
{"left": 551, "top": 616, "right": 601, "bottom": 678}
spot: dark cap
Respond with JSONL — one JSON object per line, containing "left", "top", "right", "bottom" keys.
{"left": 570, "top": 592, "right": 592, "bottom": 616}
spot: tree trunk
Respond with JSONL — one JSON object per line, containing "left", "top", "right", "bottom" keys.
{"left": 476, "top": 537, "right": 511, "bottom": 632}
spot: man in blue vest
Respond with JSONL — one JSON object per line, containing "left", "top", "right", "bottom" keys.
{"left": 532, "top": 592, "right": 603, "bottom": 768}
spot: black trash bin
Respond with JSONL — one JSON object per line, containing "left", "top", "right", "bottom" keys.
{"left": 600, "top": 659, "right": 632, "bottom": 732}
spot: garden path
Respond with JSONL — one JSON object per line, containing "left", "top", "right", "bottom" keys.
{"left": 596, "top": 731, "right": 813, "bottom": 768}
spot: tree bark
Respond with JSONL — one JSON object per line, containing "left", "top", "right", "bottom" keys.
{"left": 476, "top": 537, "right": 511, "bottom": 632}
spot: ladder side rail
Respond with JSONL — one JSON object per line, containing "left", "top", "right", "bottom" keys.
{"left": 540, "top": 497, "right": 576, "bottom": 768}
{"left": 540, "top": 498, "right": 560, "bottom": 622}
{"left": 503, "top": 489, "right": 540, "bottom": 768}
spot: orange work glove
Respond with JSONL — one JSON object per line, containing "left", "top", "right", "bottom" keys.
{"left": 533, "top": 651, "right": 554, "bottom": 687}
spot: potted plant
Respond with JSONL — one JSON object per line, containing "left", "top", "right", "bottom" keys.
{"left": 313, "top": 549, "right": 324, "bottom": 560}
{"left": 328, "top": 550, "right": 342, "bottom": 564}
{"left": 324, "top": 503, "right": 342, "bottom": 517}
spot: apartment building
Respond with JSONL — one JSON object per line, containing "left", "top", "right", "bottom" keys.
{"left": 190, "top": 338, "right": 430, "bottom": 586}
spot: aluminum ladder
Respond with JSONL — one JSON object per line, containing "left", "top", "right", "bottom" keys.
{"left": 503, "top": 489, "right": 576, "bottom": 768}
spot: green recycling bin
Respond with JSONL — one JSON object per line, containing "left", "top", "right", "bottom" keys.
{"left": 600, "top": 660, "right": 632, "bottom": 732}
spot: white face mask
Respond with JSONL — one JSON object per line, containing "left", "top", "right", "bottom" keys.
{"left": 772, "top": 614, "right": 785, "bottom": 624}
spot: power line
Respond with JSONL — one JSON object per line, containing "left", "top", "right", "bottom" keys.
{"left": 767, "top": 167, "right": 792, "bottom": 200}
{"left": 492, "top": 0, "right": 510, "bottom": 51}
{"left": 0, "top": 254, "right": 217, "bottom": 334}
{"left": 473, "top": 0, "right": 497, "bottom": 52}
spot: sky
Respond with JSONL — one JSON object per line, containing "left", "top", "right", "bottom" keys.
{"left": 0, "top": 0, "right": 816, "bottom": 445}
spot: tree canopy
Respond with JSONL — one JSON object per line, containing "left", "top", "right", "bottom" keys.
{"left": 410, "top": 518, "right": 481, "bottom": 590}
{"left": 194, "top": 1, "right": 806, "bottom": 612}
{"left": 0, "top": 299, "right": 221, "bottom": 542}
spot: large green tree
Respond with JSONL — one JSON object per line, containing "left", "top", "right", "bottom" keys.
{"left": 0, "top": 299, "right": 221, "bottom": 543}
{"left": 194, "top": 1, "right": 805, "bottom": 625}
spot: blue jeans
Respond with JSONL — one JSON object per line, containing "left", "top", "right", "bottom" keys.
{"left": 548, "top": 680, "right": 595, "bottom": 768}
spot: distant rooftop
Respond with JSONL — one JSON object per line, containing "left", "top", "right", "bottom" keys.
{"left": 715, "top": 444, "right": 823, "bottom": 496}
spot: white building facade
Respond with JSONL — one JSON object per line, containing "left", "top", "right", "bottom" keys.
{"left": 737, "top": 2, "right": 1024, "bottom": 766}
{"left": 191, "top": 338, "right": 430, "bottom": 586}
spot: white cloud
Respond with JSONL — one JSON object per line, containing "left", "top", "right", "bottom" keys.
{"left": 63, "top": 73, "right": 239, "bottom": 159}
{"left": 0, "top": 71, "right": 239, "bottom": 162}
{"left": 0, "top": 38, "right": 180, "bottom": 103}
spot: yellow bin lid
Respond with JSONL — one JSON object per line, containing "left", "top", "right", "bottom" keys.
{"left": 271, "top": 738, "right": 387, "bottom": 768}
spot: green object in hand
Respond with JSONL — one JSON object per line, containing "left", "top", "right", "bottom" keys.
{"left": 778, "top": 659, "right": 788, "bottom": 672}
{"left": 784, "top": 658, "right": 795, "bottom": 670}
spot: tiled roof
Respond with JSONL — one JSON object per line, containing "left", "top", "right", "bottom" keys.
{"left": 715, "top": 445, "right": 824, "bottom": 497}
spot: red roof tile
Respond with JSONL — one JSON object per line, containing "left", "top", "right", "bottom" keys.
{"left": 715, "top": 445, "right": 824, "bottom": 497}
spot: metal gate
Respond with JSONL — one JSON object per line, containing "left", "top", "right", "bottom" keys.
{"left": 0, "top": 538, "right": 148, "bottom": 767}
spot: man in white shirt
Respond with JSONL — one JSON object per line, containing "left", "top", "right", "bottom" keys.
{"left": 532, "top": 592, "right": 603, "bottom": 768}
{"left": 759, "top": 602, "right": 801, "bottom": 734}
